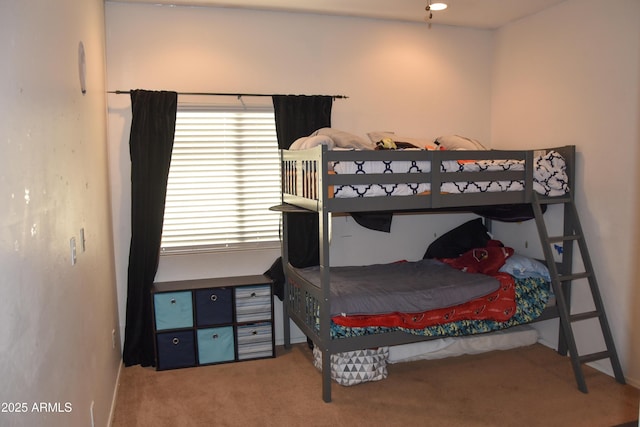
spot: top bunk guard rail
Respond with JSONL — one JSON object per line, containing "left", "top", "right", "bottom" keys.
{"left": 280, "top": 145, "right": 575, "bottom": 213}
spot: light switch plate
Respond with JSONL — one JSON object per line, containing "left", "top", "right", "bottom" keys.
{"left": 70, "top": 237, "right": 77, "bottom": 266}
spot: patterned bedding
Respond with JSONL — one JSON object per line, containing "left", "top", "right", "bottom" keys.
{"left": 331, "top": 150, "right": 568, "bottom": 198}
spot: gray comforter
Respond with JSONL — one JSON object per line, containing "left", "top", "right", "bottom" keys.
{"left": 295, "top": 259, "right": 500, "bottom": 316}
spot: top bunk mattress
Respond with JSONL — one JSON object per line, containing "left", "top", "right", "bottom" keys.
{"left": 282, "top": 129, "right": 572, "bottom": 204}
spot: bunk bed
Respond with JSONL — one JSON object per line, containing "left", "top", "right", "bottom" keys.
{"left": 274, "top": 135, "right": 623, "bottom": 402}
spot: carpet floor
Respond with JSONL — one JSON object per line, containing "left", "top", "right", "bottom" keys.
{"left": 112, "top": 343, "right": 639, "bottom": 427}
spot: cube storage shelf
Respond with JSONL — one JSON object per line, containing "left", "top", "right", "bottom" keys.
{"left": 151, "top": 274, "right": 275, "bottom": 370}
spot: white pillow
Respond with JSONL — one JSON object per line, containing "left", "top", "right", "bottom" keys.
{"left": 435, "top": 135, "right": 487, "bottom": 150}
{"left": 313, "top": 128, "right": 374, "bottom": 150}
{"left": 289, "top": 134, "right": 335, "bottom": 150}
{"left": 499, "top": 254, "right": 551, "bottom": 282}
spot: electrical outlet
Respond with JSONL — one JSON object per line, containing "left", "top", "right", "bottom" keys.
{"left": 112, "top": 329, "right": 116, "bottom": 349}
{"left": 70, "top": 238, "right": 77, "bottom": 266}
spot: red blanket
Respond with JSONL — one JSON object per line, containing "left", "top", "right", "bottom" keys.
{"left": 332, "top": 245, "right": 517, "bottom": 330}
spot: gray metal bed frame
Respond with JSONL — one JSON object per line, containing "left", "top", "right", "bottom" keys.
{"left": 276, "top": 145, "right": 623, "bottom": 402}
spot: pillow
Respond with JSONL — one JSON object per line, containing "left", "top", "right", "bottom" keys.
{"left": 499, "top": 254, "right": 551, "bottom": 282}
{"left": 313, "top": 128, "right": 374, "bottom": 150}
{"left": 424, "top": 218, "right": 491, "bottom": 259}
{"left": 441, "top": 246, "right": 514, "bottom": 275}
{"left": 289, "top": 134, "right": 335, "bottom": 150}
{"left": 367, "top": 131, "right": 439, "bottom": 150}
{"left": 435, "top": 135, "right": 487, "bottom": 150}
{"left": 367, "top": 131, "right": 396, "bottom": 143}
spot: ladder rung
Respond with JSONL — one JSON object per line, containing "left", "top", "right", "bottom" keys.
{"left": 579, "top": 351, "right": 611, "bottom": 364}
{"left": 558, "top": 272, "right": 592, "bottom": 282}
{"left": 548, "top": 234, "right": 582, "bottom": 243}
{"left": 569, "top": 311, "right": 601, "bottom": 322}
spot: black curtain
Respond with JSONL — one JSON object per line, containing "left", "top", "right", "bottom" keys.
{"left": 272, "top": 95, "right": 332, "bottom": 150}
{"left": 123, "top": 90, "right": 178, "bottom": 367}
{"left": 265, "top": 95, "right": 333, "bottom": 299}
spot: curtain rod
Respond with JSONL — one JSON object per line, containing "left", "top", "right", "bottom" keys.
{"left": 108, "top": 90, "right": 348, "bottom": 99}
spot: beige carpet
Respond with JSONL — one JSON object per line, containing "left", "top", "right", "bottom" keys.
{"left": 112, "top": 343, "right": 639, "bottom": 427}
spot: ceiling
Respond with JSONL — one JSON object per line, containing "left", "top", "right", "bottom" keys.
{"left": 113, "top": 0, "right": 566, "bottom": 29}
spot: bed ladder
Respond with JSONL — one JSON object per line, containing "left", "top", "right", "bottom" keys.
{"left": 531, "top": 192, "right": 625, "bottom": 392}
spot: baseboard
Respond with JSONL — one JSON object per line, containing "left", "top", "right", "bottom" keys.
{"left": 275, "top": 335, "right": 307, "bottom": 346}
{"left": 624, "top": 375, "right": 640, "bottom": 390}
{"left": 107, "top": 359, "right": 123, "bottom": 426}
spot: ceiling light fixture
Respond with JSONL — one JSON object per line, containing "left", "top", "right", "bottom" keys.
{"left": 429, "top": 3, "right": 448, "bottom": 11}
{"left": 425, "top": 1, "right": 448, "bottom": 20}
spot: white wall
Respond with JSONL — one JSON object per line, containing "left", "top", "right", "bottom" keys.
{"left": 491, "top": 0, "right": 640, "bottom": 387}
{"left": 0, "top": 1, "right": 121, "bottom": 426}
{"left": 105, "top": 0, "right": 640, "bottom": 389}
{"left": 105, "top": 3, "right": 493, "bottom": 345}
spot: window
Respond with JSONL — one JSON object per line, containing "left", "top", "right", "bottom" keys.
{"left": 160, "top": 108, "right": 282, "bottom": 254}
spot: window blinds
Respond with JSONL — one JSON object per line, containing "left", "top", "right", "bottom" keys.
{"left": 160, "top": 109, "right": 281, "bottom": 254}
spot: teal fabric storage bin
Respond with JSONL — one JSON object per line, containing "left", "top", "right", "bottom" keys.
{"left": 197, "top": 326, "right": 235, "bottom": 364}
{"left": 154, "top": 291, "right": 193, "bottom": 330}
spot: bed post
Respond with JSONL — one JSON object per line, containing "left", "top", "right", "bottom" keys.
{"left": 557, "top": 146, "right": 575, "bottom": 357}
{"left": 318, "top": 146, "right": 333, "bottom": 403}
{"left": 281, "top": 210, "right": 291, "bottom": 349}
{"left": 278, "top": 147, "right": 292, "bottom": 350}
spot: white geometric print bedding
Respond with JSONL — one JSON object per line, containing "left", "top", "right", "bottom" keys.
{"left": 331, "top": 150, "right": 568, "bottom": 198}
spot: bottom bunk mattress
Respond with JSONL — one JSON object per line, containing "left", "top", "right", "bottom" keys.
{"left": 328, "top": 276, "right": 550, "bottom": 339}
{"left": 332, "top": 272, "right": 518, "bottom": 329}
{"left": 293, "top": 258, "right": 503, "bottom": 317}
{"left": 387, "top": 324, "right": 540, "bottom": 364}
{"left": 287, "top": 247, "right": 551, "bottom": 341}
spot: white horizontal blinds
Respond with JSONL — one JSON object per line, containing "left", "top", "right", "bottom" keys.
{"left": 161, "top": 109, "right": 281, "bottom": 254}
